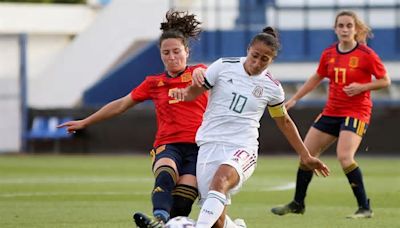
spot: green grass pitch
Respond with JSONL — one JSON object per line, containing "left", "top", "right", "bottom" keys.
{"left": 0, "top": 154, "right": 399, "bottom": 227}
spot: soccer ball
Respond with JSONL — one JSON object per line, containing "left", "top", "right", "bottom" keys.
{"left": 165, "top": 216, "right": 196, "bottom": 228}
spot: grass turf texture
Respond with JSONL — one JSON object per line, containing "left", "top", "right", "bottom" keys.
{"left": 0, "top": 154, "right": 399, "bottom": 227}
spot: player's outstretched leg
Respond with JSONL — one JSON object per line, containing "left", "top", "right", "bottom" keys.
{"left": 270, "top": 200, "right": 305, "bottom": 216}
{"left": 133, "top": 212, "right": 165, "bottom": 228}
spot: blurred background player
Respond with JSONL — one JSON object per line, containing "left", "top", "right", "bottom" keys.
{"left": 58, "top": 10, "right": 208, "bottom": 228}
{"left": 271, "top": 10, "right": 391, "bottom": 219}
{"left": 170, "top": 26, "right": 330, "bottom": 228}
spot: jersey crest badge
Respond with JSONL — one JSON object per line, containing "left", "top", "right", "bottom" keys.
{"left": 252, "top": 86, "right": 263, "bottom": 98}
{"left": 349, "top": 56, "right": 359, "bottom": 68}
{"left": 181, "top": 72, "right": 192, "bottom": 82}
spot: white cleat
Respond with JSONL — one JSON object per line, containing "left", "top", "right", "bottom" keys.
{"left": 233, "top": 218, "right": 247, "bottom": 228}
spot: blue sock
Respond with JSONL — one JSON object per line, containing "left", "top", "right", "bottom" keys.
{"left": 153, "top": 209, "right": 169, "bottom": 223}
{"left": 151, "top": 165, "right": 176, "bottom": 222}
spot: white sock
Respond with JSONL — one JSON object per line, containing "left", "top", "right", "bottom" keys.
{"left": 196, "top": 190, "right": 227, "bottom": 228}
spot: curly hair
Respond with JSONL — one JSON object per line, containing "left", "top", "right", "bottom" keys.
{"left": 159, "top": 10, "right": 202, "bottom": 48}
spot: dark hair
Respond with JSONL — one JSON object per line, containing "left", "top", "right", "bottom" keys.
{"left": 249, "top": 26, "right": 281, "bottom": 58}
{"left": 159, "top": 10, "right": 202, "bottom": 48}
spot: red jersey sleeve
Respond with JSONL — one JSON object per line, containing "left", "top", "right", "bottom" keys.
{"left": 316, "top": 50, "right": 329, "bottom": 78}
{"left": 130, "top": 77, "right": 151, "bottom": 102}
{"left": 368, "top": 50, "right": 386, "bottom": 79}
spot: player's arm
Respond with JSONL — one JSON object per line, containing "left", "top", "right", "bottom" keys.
{"left": 169, "top": 66, "right": 209, "bottom": 101}
{"left": 269, "top": 104, "right": 330, "bottom": 177}
{"left": 169, "top": 85, "right": 207, "bottom": 102}
{"left": 286, "top": 73, "right": 324, "bottom": 110}
{"left": 269, "top": 104, "right": 308, "bottom": 157}
{"left": 343, "top": 74, "right": 391, "bottom": 97}
{"left": 58, "top": 94, "right": 139, "bottom": 133}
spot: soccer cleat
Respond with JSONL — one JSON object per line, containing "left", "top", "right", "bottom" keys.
{"left": 346, "top": 198, "right": 374, "bottom": 219}
{"left": 133, "top": 212, "right": 165, "bottom": 228}
{"left": 270, "top": 200, "right": 305, "bottom": 216}
{"left": 346, "top": 208, "right": 373, "bottom": 219}
{"left": 233, "top": 218, "right": 247, "bottom": 228}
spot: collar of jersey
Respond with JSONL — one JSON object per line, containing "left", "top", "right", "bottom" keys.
{"left": 166, "top": 66, "right": 188, "bottom": 78}
{"left": 336, "top": 42, "right": 359, "bottom": 54}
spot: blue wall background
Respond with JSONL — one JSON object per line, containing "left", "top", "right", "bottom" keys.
{"left": 83, "top": 28, "right": 399, "bottom": 107}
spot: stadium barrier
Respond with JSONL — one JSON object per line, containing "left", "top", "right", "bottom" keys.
{"left": 27, "top": 106, "right": 399, "bottom": 155}
{"left": 26, "top": 116, "right": 74, "bottom": 152}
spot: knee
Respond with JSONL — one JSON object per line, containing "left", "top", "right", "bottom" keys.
{"left": 170, "top": 184, "right": 198, "bottom": 217}
{"left": 210, "top": 166, "right": 239, "bottom": 193}
{"left": 337, "top": 154, "right": 354, "bottom": 168}
{"left": 210, "top": 174, "right": 231, "bottom": 193}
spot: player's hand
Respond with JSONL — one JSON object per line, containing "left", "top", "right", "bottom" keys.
{"left": 57, "top": 120, "right": 85, "bottom": 134}
{"left": 192, "top": 68, "right": 206, "bottom": 87}
{"left": 301, "top": 156, "right": 330, "bottom": 177}
{"left": 285, "top": 98, "right": 297, "bottom": 110}
{"left": 169, "top": 88, "right": 188, "bottom": 101}
{"left": 343, "top": 83, "right": 366, "bottom": 97}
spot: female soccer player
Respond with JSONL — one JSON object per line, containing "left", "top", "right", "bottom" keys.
{"left": 169, "top": 26, "right": 330, "bottom": 228}
{"left": 271, "top": 10, "right": 391, "bottom": 219}
{"left": 58, "top": 10, "right": 208, "bottom": 228}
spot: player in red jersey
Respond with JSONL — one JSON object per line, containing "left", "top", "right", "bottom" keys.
{"left": 58, "top": 10, "right": 207, "bottom": 228}
{"left": 271, "top": 10, "right": 391, "bottom": 219}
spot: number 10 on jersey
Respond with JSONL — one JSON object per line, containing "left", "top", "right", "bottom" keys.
{"left": 229, "top": 92, "right": 248, "bottom": 113}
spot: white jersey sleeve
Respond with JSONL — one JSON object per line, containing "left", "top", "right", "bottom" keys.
{"left": 265, "top": 71, "right": 285, "bottom": 106}
{"left": 203, "top": 58, "right": 224, "bottom": 89}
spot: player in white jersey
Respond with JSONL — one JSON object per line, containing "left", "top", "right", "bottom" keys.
{"left": 169, "top": 27, "right": 330, "bottom": 228}
{"left": 196, "top": 56, "right": 284, "bottom": 149}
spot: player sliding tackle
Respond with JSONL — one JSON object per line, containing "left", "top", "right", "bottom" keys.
{"left": 169, "top": 26, "right": 330, "bottom": 228}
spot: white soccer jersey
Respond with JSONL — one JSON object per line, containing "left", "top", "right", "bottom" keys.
{"left": 196, "top": 57, "right": 285, "bottom": 148}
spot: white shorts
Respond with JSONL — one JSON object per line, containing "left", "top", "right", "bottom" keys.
{"left": 196, "top": 143, "right": 258, "bottom": 205}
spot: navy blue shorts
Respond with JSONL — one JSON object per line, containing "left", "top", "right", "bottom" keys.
{"left": 150, "top": 143, "right": 198, "bottom": 176}
{"left": 312, "top": 115, "right": 368, "bottom": 137}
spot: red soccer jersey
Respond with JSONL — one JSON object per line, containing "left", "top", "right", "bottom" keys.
{"left": 131, "top": 64, "right": 208, "bottom": 147}
{"left": 316, "top": 43, "right": 386, "bottom": 123}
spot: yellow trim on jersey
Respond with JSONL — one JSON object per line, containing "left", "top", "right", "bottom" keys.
{"left": 267, "top": 104, "right": 287, "bottom": 118}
